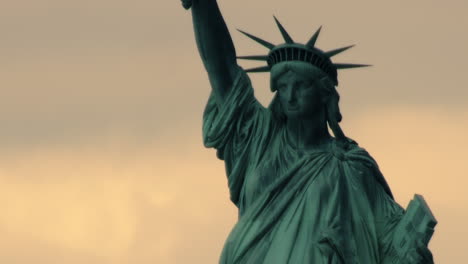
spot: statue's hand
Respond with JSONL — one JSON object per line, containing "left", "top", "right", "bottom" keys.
{"left": 181, "top": 0, "right": 192, "bottom": 10}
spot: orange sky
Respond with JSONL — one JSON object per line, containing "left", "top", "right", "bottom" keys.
{"left": 1, "top": 0, "right": 467, "bottom": 263}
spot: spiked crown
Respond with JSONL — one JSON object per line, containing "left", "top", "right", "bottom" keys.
{"left": 237, "top": 17, "right": 370, "bottom": 86}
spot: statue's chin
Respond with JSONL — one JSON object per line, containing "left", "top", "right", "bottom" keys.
{"left": 286, "top": 111, "right": 305, "bottom": 120}
{"left": 285, "top": 109, "right": 321, "bottom": 120}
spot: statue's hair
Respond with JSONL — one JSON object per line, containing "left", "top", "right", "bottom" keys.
{"left": 268, "top": 61, "right": 346, "bottom": 143}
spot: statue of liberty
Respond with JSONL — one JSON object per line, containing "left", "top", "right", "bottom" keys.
{"left": 180, "top": 0, "right": 436, "bottom": 263}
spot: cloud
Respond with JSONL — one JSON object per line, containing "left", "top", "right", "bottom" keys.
{"left": 0, "top": 136, "right": 237, "bottom": 263}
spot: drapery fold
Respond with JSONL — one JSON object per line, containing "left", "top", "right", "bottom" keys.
{"left": 203, "top": 68, "right": 404, "bottom": 263}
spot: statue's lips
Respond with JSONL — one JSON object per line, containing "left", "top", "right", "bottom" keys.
{"left": 287, "top": 105, "right": 300, "bottom": 111}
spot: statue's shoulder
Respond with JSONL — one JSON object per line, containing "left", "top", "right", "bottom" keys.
{"left": 335, "top": 138, "right": 379, "bottom": 168}
{"left": 339, "top": 137, "right": 395, "bottom": 199}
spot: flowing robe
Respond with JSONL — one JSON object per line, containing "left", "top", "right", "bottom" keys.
{"left": 203, "top": 68, "right": 404, "bottom": 264}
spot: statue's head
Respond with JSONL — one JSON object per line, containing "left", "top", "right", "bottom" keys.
{"left": 237, "top": 17, "right": 369, "bottom": 142}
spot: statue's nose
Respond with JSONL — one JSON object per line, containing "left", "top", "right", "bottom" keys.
{"left": 286, "top": 86, "right": 297, "bottom": 103}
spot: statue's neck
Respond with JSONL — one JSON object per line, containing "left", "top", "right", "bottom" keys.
{"left": 285, "top": 110, "right": 331, "bottom": 150}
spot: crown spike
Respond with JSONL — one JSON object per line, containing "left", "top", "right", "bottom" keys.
{"left": 237, "top": 55, "right": 269, "bottom": 61}
{"left": 237, "top": 29, "right": 275, "bottom": 49}
{"left": 325, "top": 45, "right": 355, "bottom": 57}
{"left": 245, "top": 65, "right": 271, "bottom": 73}
{"left": 273, "top": 16, "right": 294, "bottom": 44}
{"left": 306, "top": 26, "right": 322, "bottom": 48}
{"left": 334, "top": 63, "right": 372, "bottom": 69}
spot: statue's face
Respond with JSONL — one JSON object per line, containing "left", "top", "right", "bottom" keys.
{"left": 276, "top": 69, "right": 324, "bottom": 119}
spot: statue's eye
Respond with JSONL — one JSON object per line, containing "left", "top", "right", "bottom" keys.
{"left": 296, "top": 81, "right": 310, "bottom": 89}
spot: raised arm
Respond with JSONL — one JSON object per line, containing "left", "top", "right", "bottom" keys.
{"left": 182, "top": 0, "right": 239, "bottom": 105}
